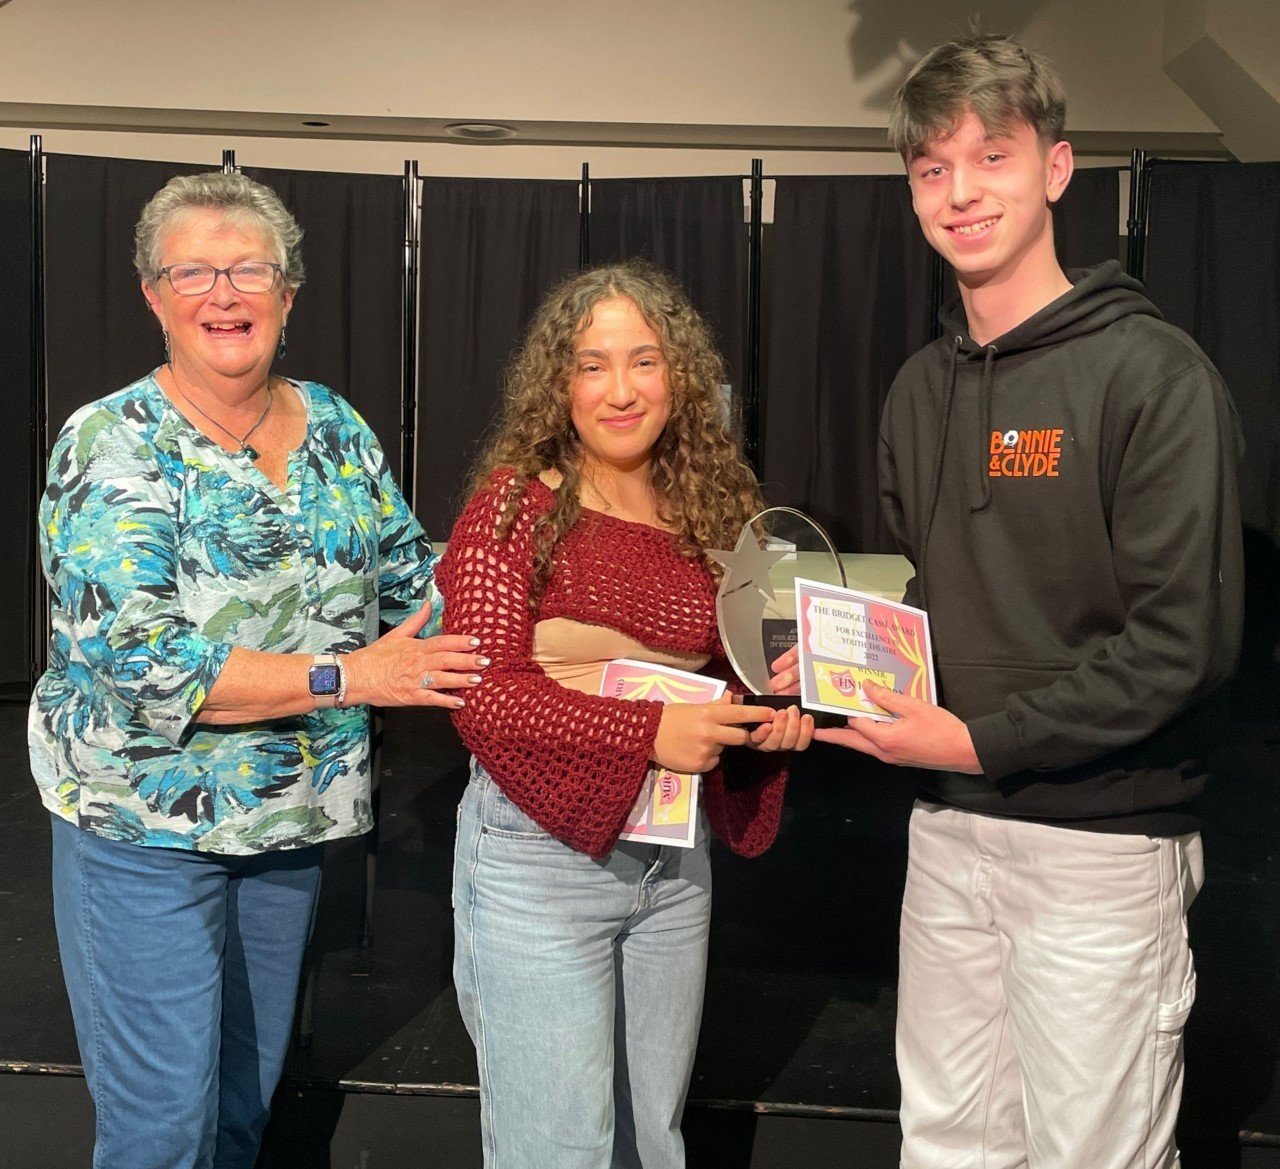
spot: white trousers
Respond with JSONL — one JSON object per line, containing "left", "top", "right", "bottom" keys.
{"left": 897, "top": 801, "right": 1203, "bottom": 1169}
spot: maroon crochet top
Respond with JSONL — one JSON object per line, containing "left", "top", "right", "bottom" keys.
{"left": 437, "top": 471, "right": 788, "bottom": 859}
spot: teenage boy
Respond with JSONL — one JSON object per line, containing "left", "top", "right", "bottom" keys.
{"left": 774, "top": 34, "right": 1243, "bottom": 1168}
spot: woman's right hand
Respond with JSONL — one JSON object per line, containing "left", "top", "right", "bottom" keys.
{"left": 343, "top": 603, "right": 488, "bottom": 709}
{"left": 652, "top": 695, "right": 776, "bottom": 773}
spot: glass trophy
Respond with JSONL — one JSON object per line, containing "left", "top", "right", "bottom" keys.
{"left": 707, "top": 507, "right": 848, "bottom": 724}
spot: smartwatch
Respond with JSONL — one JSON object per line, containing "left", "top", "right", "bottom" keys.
{"left": 308, "top": 653, "right": 346, "bottom": 709}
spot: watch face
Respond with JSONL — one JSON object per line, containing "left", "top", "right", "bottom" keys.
{"left": 309, "top": 663, "right": 341, "bottom": 696}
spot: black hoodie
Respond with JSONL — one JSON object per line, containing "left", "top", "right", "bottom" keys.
{"left": 879, "top": 261, "right": 1244, "bottom": 835}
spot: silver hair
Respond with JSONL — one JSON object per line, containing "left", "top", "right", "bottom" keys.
{"left": 134, "top": 171, "right": 305, "bottom": 290}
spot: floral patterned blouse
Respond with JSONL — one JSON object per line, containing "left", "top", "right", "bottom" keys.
{"left": 28, "top": 373, "right": 440, "bottom": 855}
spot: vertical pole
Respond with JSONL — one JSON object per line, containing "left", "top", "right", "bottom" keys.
{"left": 29, "top": 135, "right": 48, "bottom": 688}
{"left": 401, "top": 160, "right": 420, "bottom": 509}
{"left": 1126, "top": 148, "right": 1148, "bottom": 280}
{"left": 579, "top": 163, "right": 590, "bottom": 267}
{"left": 221, "top": 149, "right": 236, "bottom": 174}
{"left": 929, "top": 250, "right": 948, "bottom": 340}
{"left": 744, "top": 159, "right": 764, "bottom": 473}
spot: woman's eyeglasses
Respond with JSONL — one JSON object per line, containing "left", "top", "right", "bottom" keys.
{"left": 157, "top": 262, "right": 283, "bottom": 296}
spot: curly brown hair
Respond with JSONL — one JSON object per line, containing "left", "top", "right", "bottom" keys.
{"left": 467, "top": 260, "right": 764, "bottom": 598}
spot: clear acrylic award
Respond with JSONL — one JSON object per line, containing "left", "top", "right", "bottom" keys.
{"left": 707, "top": 507, "right": 848, "bottom": 722}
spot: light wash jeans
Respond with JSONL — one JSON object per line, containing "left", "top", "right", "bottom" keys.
{"left": 453, "top": 761, "right": 712, "bottom": 1169}
{"left": 50, "top": 814, "right": 323, "bottom": 1169}
{"left": 897, "top": 801, "right": 1203, "bottom": 1169}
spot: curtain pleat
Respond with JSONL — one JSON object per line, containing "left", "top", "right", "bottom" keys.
{"left": 416, "top": 177, "right": 580, "bottom": 538}
{"left": 589, "top": 176, "right": 747, "bottom": 395}
{"left": 243, "top": 166, "right": 404, "bottom": 473}
{"left": 0, "top": 148, "right": 33, "bottom": 694}
{"left": 763, "top": 175, "right": 934, "bottom": 552}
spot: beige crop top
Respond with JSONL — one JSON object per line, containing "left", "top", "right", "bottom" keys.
{"left": 532, "top": 617, "right": 710, "bottom": 695}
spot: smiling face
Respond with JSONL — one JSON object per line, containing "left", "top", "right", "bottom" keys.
{"left": 569, "top": 296, "right": 672, "bottom": 475}
{"left": 141, "top": 207, "right": 292, "bottom": 383}
{"left": 907, "top": 109, "right": 1072, "bottom": 289}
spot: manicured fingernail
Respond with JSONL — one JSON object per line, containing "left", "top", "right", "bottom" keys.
{"left": 469, "top": 638, "right": 481, "bottom": 647}
{"left": 477, "top": 657, "right": 491, "bottom": 667}
{"left": 468, "top": 675, "right": 483, "bottom": 684}
{"left": 453, "top": 698, "right": 466, "bottom": 709}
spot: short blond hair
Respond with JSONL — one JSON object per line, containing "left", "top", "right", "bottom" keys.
{"left": 134, "top": 171, "right": 305, "bottom": 290}
{"left": 889, "top": 35, "right": 1066, "bottom": 161}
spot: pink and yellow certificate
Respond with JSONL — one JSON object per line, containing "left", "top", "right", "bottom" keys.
{"left": 599, "top": 659, "right": 726, "bottom": 849}
{"left": 795, "top": 578, "right": 937, "bottom": 721}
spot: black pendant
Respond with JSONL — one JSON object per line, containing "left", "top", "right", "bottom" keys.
{"left": 242, "top": 444, "right": 260, "bottom": 461}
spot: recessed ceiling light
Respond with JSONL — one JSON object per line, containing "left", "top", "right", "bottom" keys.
{"left": 302, "top": 120, "right": 330, "bottom": 127}
{"left": 444, "top": 122, "right": 517, "bottom": 140}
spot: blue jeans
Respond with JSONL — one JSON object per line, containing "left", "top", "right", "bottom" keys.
{"left": 453, "top": 763, "right": 713, "bottom": 1169}
{"left": 50, "top": 814, "right": 323, "bottom": 1169}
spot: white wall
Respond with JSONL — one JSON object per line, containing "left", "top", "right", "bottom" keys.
{"left": 0, "top": 128, "right": 910, "bottom": 179}
{"left": 0, "top": 0, "right": 1217, "bottom": 155}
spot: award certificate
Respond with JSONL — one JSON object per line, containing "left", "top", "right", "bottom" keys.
{"left": 600, "top": 659, "right": 726, "bottom": 848}
{"left": 795, "top": 578, "right": 937, "bottom": 721}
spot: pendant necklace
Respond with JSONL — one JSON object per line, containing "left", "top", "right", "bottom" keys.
{"left": 168, "top": 364, "right": 273, "bottom": 460}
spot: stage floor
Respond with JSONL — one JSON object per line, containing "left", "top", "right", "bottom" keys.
{"left": 3, "top": 696, "right": 1280, "bottom": 1166}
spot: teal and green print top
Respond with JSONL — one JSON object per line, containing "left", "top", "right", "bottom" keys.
{"left": 28, "top": 374, "right": 441, "bottom": 855}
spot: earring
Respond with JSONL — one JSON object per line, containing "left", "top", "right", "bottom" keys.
{"left": 162, "top": 330, "right": 171, "bottom": 364}
{"left": 276, "top": 327, "right": 287, "bottom": 361}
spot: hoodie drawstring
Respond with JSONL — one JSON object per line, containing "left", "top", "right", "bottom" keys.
{"left": 916, "top": 335, "right": 961, "bottom": 608}
{"left": 971, "top": 344, "right": 998, "bottom": 512}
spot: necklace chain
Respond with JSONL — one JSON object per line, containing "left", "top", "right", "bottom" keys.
{"left": 168, "top": 364, "right": 273, "bottom": 459}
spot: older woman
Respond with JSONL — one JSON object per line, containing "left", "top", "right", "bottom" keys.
{"left": 28, "top": 171, "right": 484, "bottom": 1169}
{"left": 438, "top": 261, "right": 813, "bottom": 1169}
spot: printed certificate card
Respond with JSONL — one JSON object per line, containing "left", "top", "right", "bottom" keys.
{"left": 600, "top": 659, "right": 726, "bottom": 848}
{"left": 795, "top": 578, "right": 937, "bottom": 721}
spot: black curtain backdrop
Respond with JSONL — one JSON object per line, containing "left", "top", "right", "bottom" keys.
{"left": 1142, "top": 160, "right": 1280, "bottom": 1156}
{"left": 1144, "top": 160, "right": 1280, "bottom": 545}
{"left": 242, "top": 167, "right": 403, "bottom": 471}
{"left": 588, "top": 177, "right": 747, "bottom": 394}
{"left": 764, "top": 175, "right": 935, "bottom": 552}
{"left": 0, "top": 148, "right": 33, "bottom": 694}
{"left": 44, "top": 155, "right": 209, "bottom": 442}
{"left": 416, "top": 177, "right": 580, "bottom": 538}
{"left": 1055, "top": 165, "right": 1122, "bottom": 269}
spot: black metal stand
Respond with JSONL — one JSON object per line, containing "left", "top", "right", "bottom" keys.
{"left": 1126, "top": 149, "right": 1150, "bottom": 281}
{"left": 579, "top": 163, "right": 590, "bottom": 267}
{"left": 744, "top": 159, "right": 764, "bottom": 472}
{"left": 400, "top": 160, "right": 421, "bottom": 507}
{"left": 29, "top": 135, "right": 47, "bottom": 691}
{"left": 221, "top": 149, "right": 236, "bottom": 174}
{"left": 929, "top": 250, "right": 948, "bottom": 341}
{"left": 345, "top": 158, "right": 421, "bottom": 963}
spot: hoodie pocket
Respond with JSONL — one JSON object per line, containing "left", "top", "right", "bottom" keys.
{"left": 934, "top": 657, "right": 1076, "bottom": 722}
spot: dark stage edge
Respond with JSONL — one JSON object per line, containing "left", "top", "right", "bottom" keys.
{"left": 3, "top": 697, "right": 1280, "bottom": 1168}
